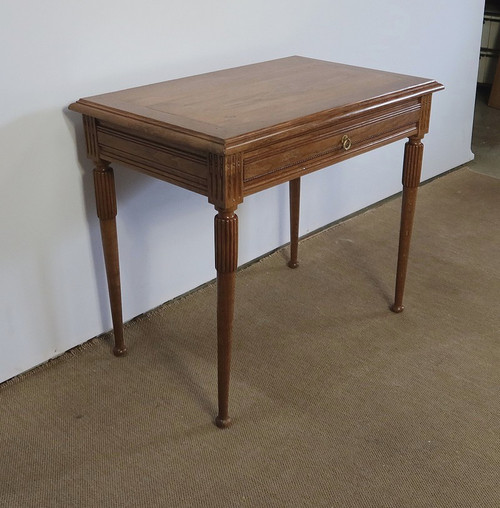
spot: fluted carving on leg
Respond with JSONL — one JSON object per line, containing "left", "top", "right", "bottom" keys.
{"left": 94, "top": 163, "right": 117, "bottom": 220}
{"left": 402, "top": 137, "right": 424, "bottom": 188}
{"left": 215, "top": 211, "right": 238, "bottom": 273}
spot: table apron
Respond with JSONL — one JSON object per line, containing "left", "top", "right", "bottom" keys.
{"left": 90, "top": 98, "right": 423, "bottom": 201}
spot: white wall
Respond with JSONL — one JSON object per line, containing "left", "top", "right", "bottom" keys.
{"left": 0, "top": 0, "right": 485, "bottom": 383}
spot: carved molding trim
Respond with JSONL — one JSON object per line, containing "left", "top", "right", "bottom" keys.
{"left": 208, "top": 153, "right": 243, "bottom": 209}
{"left": 417, "top": 94, "right": 432, "bottom": 137}
{"left": 214, "top": 211, "right": 238, "bottom": 273}
{"left": 402, "top": 138, "right": 424, "bottom": 188}
{"left": 94, "top": 165, "right": 117, "bottom": 220}
{"left": 97, "top": 123, "right": 208, "bottom": 195}
{"left": 83, "top": 115, "right": 99, "bottom": 160}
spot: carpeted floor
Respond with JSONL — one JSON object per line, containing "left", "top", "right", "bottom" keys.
{"left": 1, "top": 168, "right": 499, "bottom": 507}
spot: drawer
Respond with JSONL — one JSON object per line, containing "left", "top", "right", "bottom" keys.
{"left": 243, "top": 102, "right": 421, "bottom": 191}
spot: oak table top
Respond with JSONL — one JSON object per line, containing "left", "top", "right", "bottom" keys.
{"left": 72, "top": 56, "right": 440, "bottom": 142}
{"left": 70, "top": 56, "right": 443, "bottom": 427}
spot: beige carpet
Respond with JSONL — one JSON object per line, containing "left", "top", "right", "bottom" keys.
{"left": 1, "top": 168, "right": 499, "bottom": 507}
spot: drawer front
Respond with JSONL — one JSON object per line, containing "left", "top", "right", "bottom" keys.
{"left": 243, "top": 102, "right": 421, "bottom": 193}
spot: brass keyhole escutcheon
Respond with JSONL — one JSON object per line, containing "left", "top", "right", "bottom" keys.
{"left": 341, "top": 134, "right": 352, "bottom": 151}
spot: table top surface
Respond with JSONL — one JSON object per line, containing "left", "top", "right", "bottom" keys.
{"left": 71, "top": 56, "right": 442, "bottom": 143}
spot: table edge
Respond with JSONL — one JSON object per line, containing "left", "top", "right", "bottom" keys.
{"left": 69, "top": 80, "right": 443, "bottom": 155}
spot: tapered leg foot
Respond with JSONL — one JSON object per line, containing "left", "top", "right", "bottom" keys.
{"left": 392, "top": 137, "right": 424, "bottom": 312}
{"left": 390, "top": 304, "right": 405, "bottom": 313}
{"left": 94, "top": 163, "right": 126, "bottom": 356}
{"left": 113, "top": 345, "right": 128, "bottom": 356}
{"left": 215, "top": 416, "right": 232, "bottom": 429}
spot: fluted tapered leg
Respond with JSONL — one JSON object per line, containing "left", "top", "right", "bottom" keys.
{"left": 94, "top": 162, "right": 127, "bottom": 356}
{"left": 288, "top": 178, "right": 301, "bottom": 269}
{"left": 214, "top": 208, "right": 238, "bottom": 428}
{"left": 391, "top": 136, "right": 424, "bottom": 313}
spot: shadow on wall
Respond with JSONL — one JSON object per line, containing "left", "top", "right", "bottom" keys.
{"left": 63, "top": 105, "right": 294, "bottom": 333}
{"left": 63, "top": 108, "right": 216, "bottom": 332}
{"left": 0, "top": 100, "right": 302, "bottom": 380}
{"left": 0, "top": 109, "right": 103, "bottom": 364}
{"left": 64, "top": 108, "right": 111, "bottom": 332}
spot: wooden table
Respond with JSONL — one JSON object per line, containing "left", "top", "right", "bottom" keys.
{"left": 69, "top": 56, "right": 443, "bottom": 427}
